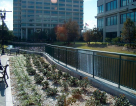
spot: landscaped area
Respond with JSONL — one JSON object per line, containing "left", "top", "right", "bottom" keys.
{"left": 51, "top": 42, "right": 136, "bottom": 55}
{"left": 9, "top": 53, "right": 132, "bottom": 106}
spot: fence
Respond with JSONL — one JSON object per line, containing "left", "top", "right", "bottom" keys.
{"left": 13, "top": 43, "right": 136, "bottom": 91}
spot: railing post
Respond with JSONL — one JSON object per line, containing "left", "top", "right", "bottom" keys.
{"left": 58, "top": 47, "right": 59, "bottom": 63}
{"left": 118, "top": 55, "right": 121, "bottom": 88}
{"left": 45, "top": 45, "right": 46, "bottom": 53}
{"left": 66, "top": 48, "right": 67, "bottom": 67}
{"left": 93, "top": 51, "right": 94, "bottom": 78}
{"left": 52, "top": 46, "right": 54, "bottom": 60}
{"left": 76, "top": 49, "right": 78, "bottom": 71}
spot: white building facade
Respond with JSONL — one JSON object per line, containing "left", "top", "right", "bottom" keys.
{"left": 96, "top": 0, "right": 136, "bottom": 41}
{"left": 13, "top": 0, "right": 83, "bottom": 39}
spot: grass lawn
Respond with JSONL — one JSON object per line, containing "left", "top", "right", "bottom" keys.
{"left": 51, "top": 42, "right": 136, "bottom": 55}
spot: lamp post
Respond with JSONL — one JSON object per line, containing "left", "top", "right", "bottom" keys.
{"left": 0, "top": 10, "right": 6, "bottom": 55}
{"left": 0, "top": 10, "right": 12, "bottom": 55}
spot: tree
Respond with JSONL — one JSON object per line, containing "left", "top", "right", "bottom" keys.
{"left": 92, "top": 28, "right": 103, "bottom": 42}
{"left": 56, "top": 26, "right": 67, "bottom": 42}
{"left": 83, "top": 30, "right": 93, "bottom": 45}
{"left": 121, "top": 18, "right": 136, "bottom": 47}
{"left": 0, "top": 23, "right": 15, "bottom": 43}
{"left": 63, "top": 19, "right": 79, "bottom": 44}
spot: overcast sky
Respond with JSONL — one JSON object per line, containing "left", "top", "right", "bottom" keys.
{"left": 0, "top": 0, "right": 97, "bottom": 30}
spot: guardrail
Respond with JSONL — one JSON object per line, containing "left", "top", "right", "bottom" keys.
{"left": 12, "top": 43, "right": 136, "bottom": 91}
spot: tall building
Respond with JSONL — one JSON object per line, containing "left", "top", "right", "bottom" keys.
{"left": 96, "top": 0, "right": 136, "bottom": 41}
{"left": 13, "top": 0, "right": 83, "bottom": 39}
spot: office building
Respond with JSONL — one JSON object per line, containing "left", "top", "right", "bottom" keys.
{"left": 96, "top": 0, "right": 136, "bottom": 41}
{"left": 13, "top": 0, "right": 83, "bottom": 39}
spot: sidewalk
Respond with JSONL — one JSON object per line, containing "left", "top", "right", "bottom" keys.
{"left": 0, "top": 55, "right": 13, "bottom": 106}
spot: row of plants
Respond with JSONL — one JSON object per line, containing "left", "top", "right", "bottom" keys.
{"left": 13, "top": 53, "right": 131, "bottom": 106}
{"left": 10, "top": 55, "right": 42, "bottom": 106}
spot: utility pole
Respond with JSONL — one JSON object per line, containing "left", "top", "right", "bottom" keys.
{"left": 0, "top": 10, "right": 12, "bottom": 55}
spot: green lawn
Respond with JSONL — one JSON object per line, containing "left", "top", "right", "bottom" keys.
{"left": 51, "top": 42, "right": 136, "bottom": 55}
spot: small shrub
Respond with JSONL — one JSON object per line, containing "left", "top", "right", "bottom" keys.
{"left": 58, "top": 70, "right": 62, "bottom": 76}
{"left": 63, "top": 73, "right": 70, "bottom": 80}
{"left": 79, "top": 77, "right": 90, "bottom": 90}
{"left": 69, "top": 77, "right": 78, "bottom": 86}
{"left": 66, "top": 96, "right": 77, "bottom": 106}
{"left": 111, "top": 37, "right": 121, "bottom": 43}
{"left": 39, "top": 57, "right": 45, "bottom": 64}
{"left": 57, "top": 94, "right": 67, "bottom": 106}
{"left": 46, "top": 71, "right": 52, "bottom": 79}
{"left": 52, "top": 64, "right": 56, "bottom": 71}
{"left": 46, "top": 88, "right": 58, "bottom": 96}
{"left": 93, "top": 89, "right": 107, "bottom": 104}
{"left": 105, "top": 37, "right": 111, "bottom": 42}
{"left": 27, "top": 68, "right": 36, "bottom": 75}
{"left": 85, "top": 96, "right": 101, "bottom": 106}
{"left": 62, "top": 81, "right": 69, "bottom": 91}
{"left": 34, "top": 74, "right": 44, "bottom": 84}
{"left": 47, "top": 67, "right": 51, "bottom": 71}
{"left": 52, "top": 74, "right": 60, "bottom": 84}
{"left": 38, "top": 68, "right": 44, "bottom": 72}
{"left": 42, "top": 81, "right": 49, "bottom": 89}
{"left": 43, "top": 63, "right": 49, "bottom": 68}
{"left": 114, "top": 94, "right": 130, "bottom": 106}
{"left": 72, "top": 89, "right": 82, "bottom": 99}
{"left": 42, "top": 69, "right": 47, "bottom": 76}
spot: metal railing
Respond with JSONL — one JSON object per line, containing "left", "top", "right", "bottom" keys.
{"left": 13, "top": 43, "right": 136, "bottom": 91}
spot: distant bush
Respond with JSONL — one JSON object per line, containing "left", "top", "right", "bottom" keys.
{"left": 111, "top": 37, "right": 121, "bottom": 43}
{"left": 105, "top": 38, "right": 111, "bottom": 42}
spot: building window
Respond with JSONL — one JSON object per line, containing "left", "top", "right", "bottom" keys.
{"left": 106, "top": 0, "right": 117, "bottom": 11}
{"left": 106, "top": 15, "right": 117, "bottom": 26}
{"left": 28, "top": 6, "right": 34, "bottom": 8}
{"left": 120, "top": 0, "right": 133, "bottom": 7}
{"left": 97, "top": 5, "right": 103, "bottom": 14}
{"left": 120, "top": 12, "right": 136, "bottom": 24}
{"left": 97, "top": 18, "right": 103, "bottom": 29}
{"left": 106, "top": 32, "right": 117, "bottom": 39}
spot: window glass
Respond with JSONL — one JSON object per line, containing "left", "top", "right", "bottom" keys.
{"left": 130, "top": 12, "right": 134, "bottom": 21}
{"left": 21, "top": 24, "right": 26, "bottom": 26}
{"left": 28, "top": 10, "right": 34, "bottom": 14}
{"left": 111, "top": 2, "right": 113, "bottom": 10}
{"left": 114, "top": 16, "right": 117, "bottom": 25}
{"left": 28, "top": 6, "right": 34, "bottom": 8}
{"left": 123, "top": 14, "right": 126, "bottom": 23}
{"left": 102, "top": 5, "right": 103, "bottom": 12}
{"left": 111, "top": 17, "right": 113, "bottom": 25}
{"left": 108, "top": 3, "right": 110, "bottom": 11}
{"left": 36, "top": 6, "right": 42, "bottom": 9}
{"left": 114, "top": 0, "right": 117, "bottom": 9}
{"left": 127, "top": 13, "right": 130, "bottom": 18}
{"left": 135, "top": 12, "right": 136, "bottom": 22}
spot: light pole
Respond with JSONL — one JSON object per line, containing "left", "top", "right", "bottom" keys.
{"left": 0, "top": 10, "right": 12, "bottom": 55}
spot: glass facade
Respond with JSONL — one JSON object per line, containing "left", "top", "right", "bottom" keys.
{"left": 106, "top": 15, "right": 117, "bottom": 26}
{"left": 106, "top": 0, "right": 117, "bottom": 11}
{"left": 120, "top": 12, "right": 136, "bottom": 24}
{"left": 13, "top": 0, "right": 83, "bottom": 38}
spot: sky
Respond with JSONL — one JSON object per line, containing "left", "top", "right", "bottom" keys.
{"left": 0, "top": 0, "right": 97, "bottom": 30}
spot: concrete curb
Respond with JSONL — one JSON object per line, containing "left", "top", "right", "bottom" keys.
{"left": 6, "top": 58, "right": 13, "bottom": 106}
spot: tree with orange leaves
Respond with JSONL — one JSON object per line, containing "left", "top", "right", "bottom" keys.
{"left": 56, "top": 26, "right": 67, "bottom": 42}
{"left": 56, "top": 19, "right": 79, "bottom": 44}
